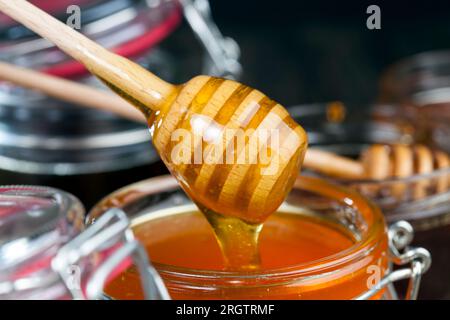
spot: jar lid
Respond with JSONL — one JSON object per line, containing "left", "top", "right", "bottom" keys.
{"left": 0, "top": 0, "right": 181, "bottom": 79}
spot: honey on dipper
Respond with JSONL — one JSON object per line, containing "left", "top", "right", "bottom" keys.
{"left": 102, "top": 75, "right": 307, "bottom": 270}
{"left": 0, "top": 0, "right": 307, "bottom": 271}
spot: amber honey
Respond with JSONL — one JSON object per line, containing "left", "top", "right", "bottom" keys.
{"left": 134, "top": 209, "right": 354, "bottom": 271}
{"left": 105, "top": 206, "right": 356, "bottom": 299}
{"left": 89, "top": 175, "right": 389, "bottom": 300}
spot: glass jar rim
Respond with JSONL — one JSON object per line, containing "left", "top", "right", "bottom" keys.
{"left": 88, "top": 175, "right": 387, "bottom": 282}
{"left": 0, "top": 185, "right": 85, "bottom": 271}
{"left": 383, "top": 49, "right": 450, "bottom": 78}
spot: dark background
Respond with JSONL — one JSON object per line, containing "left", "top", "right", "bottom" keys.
{"left": 167, "top": 0, "right": 450, "bottom": 108}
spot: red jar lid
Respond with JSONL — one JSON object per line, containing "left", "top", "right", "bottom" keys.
{"left": 0, "top": 0, "right": 182, "bottom": 79}
{"left": 42, "top": 7, "right": 182, "bottom": 78}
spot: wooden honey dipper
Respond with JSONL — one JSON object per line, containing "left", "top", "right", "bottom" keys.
{"left": 305, "top": 144, "right": 450, "bottom": 199}
{"left": 0, "top": 59, "right": 447, "bottom": 193}
{"left": 0, "top": 0, "right": 307, "bottom": 228}
{"left": 0, "top": 61, "right": 448, "bottom": 199}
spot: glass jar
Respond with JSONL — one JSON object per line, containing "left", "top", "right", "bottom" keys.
{"left": 0, "top": 185, "right": 167, "bottom": 300}
{"left": 291, "top": 103, "right": 447, "bottom": 299}
{"left": 88, "top": 175, "right": 430, "bottom": 300}
{"left": 377, "top": 50, "right": 450, "bottom": 152}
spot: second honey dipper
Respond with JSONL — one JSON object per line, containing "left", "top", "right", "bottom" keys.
{"left": 0, "top": 61, "right": 448, "bottom": 190}
{"left": 306, "top": 144, "right": 450, "bottom": 200}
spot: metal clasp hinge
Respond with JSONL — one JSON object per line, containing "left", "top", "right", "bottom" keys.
{"left": 356, "top": 220, "right": 431, "bottom": 300}
{"left": 52, "top": 208, "right": 170, "bottom": 300}
{"left": 180, "top": 0, "right": 242, "bottom": 79}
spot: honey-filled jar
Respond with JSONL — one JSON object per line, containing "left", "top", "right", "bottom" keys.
{"left": 88, "top": 175, "right": 430, "bottom": 300}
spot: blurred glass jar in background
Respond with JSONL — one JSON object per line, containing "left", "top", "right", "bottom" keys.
{"left": 378, "top": 50, "right": 450, "bottom": 153}
{"left": 292, "top": 102, "right": 450, "bottom": 299}
{"left": 0, "top": 0, "right": 241, "bottom": 209}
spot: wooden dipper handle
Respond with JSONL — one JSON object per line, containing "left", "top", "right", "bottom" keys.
{"left": 304, "top": 148, "right": 364, "bottom": 180}
{"left": 0, "top": 61, "right": 144, "bottom": 122}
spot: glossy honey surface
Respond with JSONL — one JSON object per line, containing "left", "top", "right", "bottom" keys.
{"left": 104, "top": 207, "right": 386, "bottom": 300}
